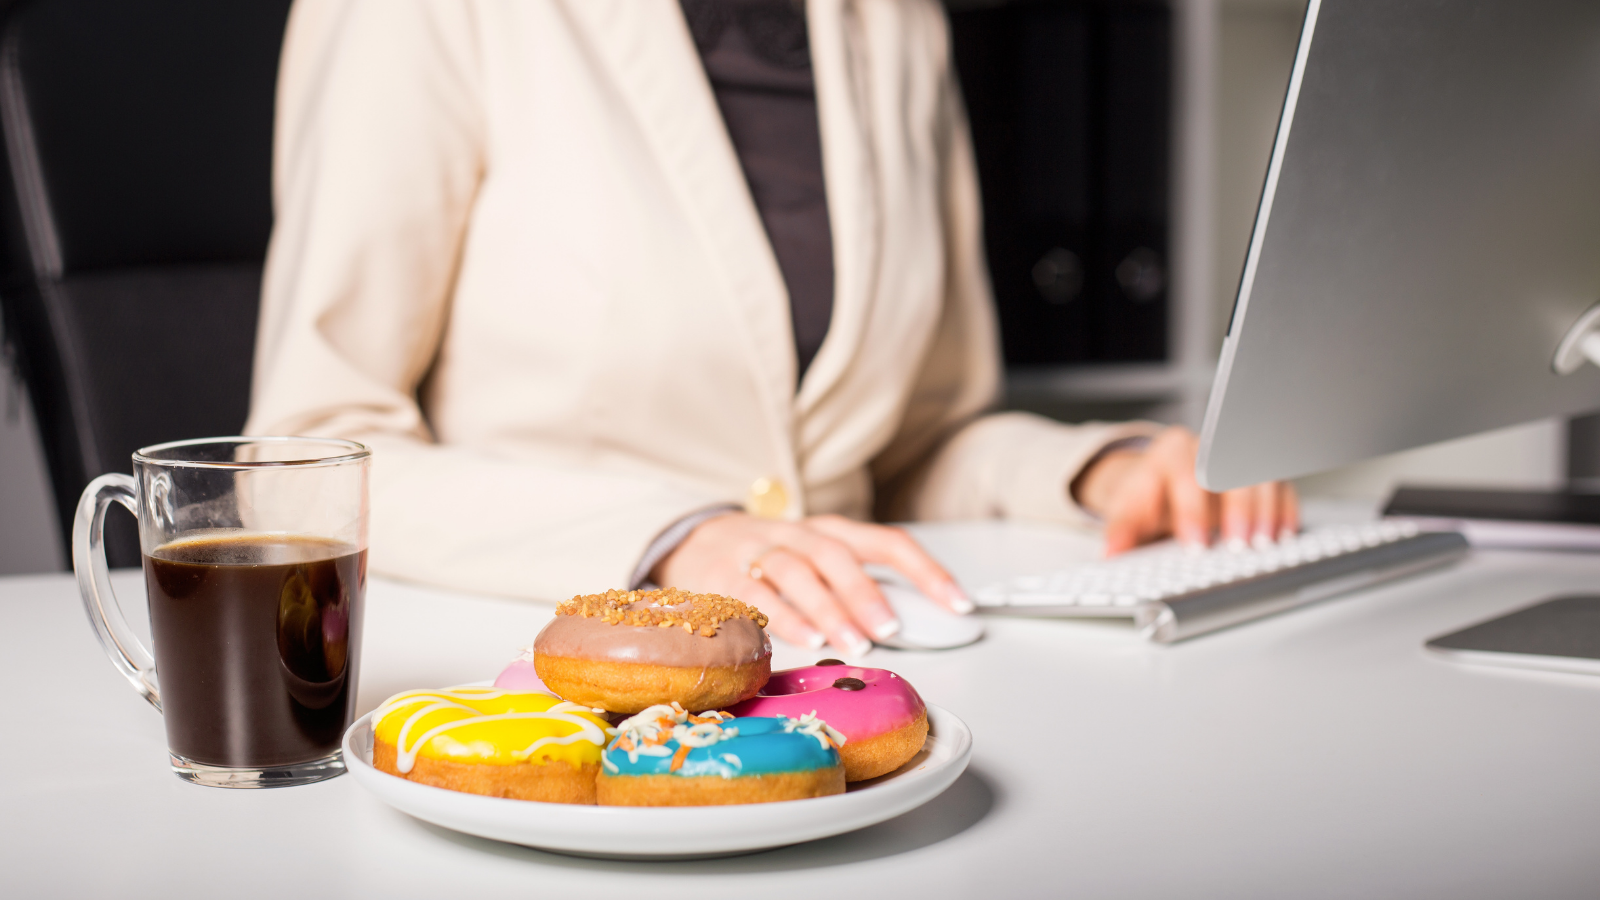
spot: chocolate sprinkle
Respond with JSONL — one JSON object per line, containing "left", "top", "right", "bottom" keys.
{"left": 832, "top": 677, "right": 866, "bottom": 691}
{"left": 815, "top": 658, "right": 845, "bottom": 666}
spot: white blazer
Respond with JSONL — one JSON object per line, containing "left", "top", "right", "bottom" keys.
{"left": 245, "top": 0, "right": 1156, "bottom": 602}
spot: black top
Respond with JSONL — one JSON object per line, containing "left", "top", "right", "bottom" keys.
{"left": 681, "top": 0, "right": 834, "bottom": 385}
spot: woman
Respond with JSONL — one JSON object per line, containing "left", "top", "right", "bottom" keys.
{"left": 246, "top": 0, "right": 1295, "bottom": 655}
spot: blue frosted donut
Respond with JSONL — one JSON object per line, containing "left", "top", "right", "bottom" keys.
{"left": 595, "top": 704, "right": 846, "bottom": 805}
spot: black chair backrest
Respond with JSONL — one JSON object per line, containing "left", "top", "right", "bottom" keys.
{"left": 0, "top": 0, "right": 292, "bottom": 567}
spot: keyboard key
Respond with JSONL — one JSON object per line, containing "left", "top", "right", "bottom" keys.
{"left": 973, "top": 523, "right": 1446, "bottom": 619}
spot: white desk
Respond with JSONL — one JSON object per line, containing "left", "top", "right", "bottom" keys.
{"left": 4, "top": 520, "right": 1599, "bottom": 899}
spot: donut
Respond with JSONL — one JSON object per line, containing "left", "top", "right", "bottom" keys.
{"left": 726, "top": 660, "right": 928, "bottom": 781}
{"left": 595, "top": 703, "right": 845, "bottom": 806}
{"left": 534, "top": 587, "right": 772, "bottom": 714}
{"left": 372, "top": 687, "right": 613, "bottom": 804}
{"left": 496, "top": 647, "right": 635, "bottom": 726}
{"left": 493, "top": 646, "right": 550, "bottom": 692}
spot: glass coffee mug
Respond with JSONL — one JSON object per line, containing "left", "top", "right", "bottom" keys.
{"left": 73, "top": 437, "right": 370, "bottom": 788}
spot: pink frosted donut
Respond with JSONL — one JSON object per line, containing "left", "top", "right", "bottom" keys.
{"left": 493, "top": 648, "right": 551, "bottom": 693}
{"left": 725, "top": 660, "right": 928, "bottom": 781}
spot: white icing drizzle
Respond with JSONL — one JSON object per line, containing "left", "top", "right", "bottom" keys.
{"left": 779, "top": 711, "right": 847, "bottom": 750}
{"left": 609, "top": 703, "right": 737, "bottom": 764}
{"left": 373, "top": 687, "right": 614, "bottom": 774}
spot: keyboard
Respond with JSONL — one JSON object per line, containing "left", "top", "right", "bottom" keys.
{"left": 973, "top": 522, "right": 1470, "bottom": 643}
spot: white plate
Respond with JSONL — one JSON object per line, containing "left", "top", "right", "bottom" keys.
{"left": 342, "top": 704, "right": 973, "bottom": 859}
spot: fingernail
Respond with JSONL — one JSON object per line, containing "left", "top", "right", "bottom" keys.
{"left": 838, "top": 628, "right": 872, "bottom": 657}
{"left": 1279, "top": 527, "right": 1298, "bottom": 542}
{"left": 1226, "top": 536, "right": 1248, "bottom": 553}
{"left": 872, "top": 617, "right": 902, "bottom": 640}
{"left": 946, "top": 583, "right": 975, "bottom": 615}
{"left": 804, "top": 631, "right": 826, "bottom": 651}
{"left": 1251, "top": 532, "right": 1275, "bottom": 550}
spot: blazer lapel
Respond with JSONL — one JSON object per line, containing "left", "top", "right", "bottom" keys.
{"left": 797, "top": 0, "right": 881, "bottom": 415}
{"left": 560, "top": 0, "right": 798, "bottom": 457}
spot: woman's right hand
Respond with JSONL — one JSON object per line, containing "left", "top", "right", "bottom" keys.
{"left": 1075, "top": 425, "right": 1300, "bottom": 555}
{"left": 650, "top": 512, "right": 971, "bottom": 656}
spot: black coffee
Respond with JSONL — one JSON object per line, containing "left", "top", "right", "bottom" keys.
{"left": 144, "top": 535, "right": 366, "bottom": 769}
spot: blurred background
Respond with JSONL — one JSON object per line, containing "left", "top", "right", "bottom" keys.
{"left": 0, "top": 0, "right": 1570, "bottom": 574}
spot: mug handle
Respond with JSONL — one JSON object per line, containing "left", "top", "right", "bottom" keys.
{"left": 72, "top": 473, "right": 161, "bottom": 711}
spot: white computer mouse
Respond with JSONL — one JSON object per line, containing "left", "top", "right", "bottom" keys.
{"left": 874, "top": 580, "right": 985, "bottom": 650}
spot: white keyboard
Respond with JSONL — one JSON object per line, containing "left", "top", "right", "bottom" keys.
{"left": 974, "top": 522, "right": 1470, "bottom": 642}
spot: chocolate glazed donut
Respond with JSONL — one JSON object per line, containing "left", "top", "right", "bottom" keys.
{"left": 533, "top": 588, "right": 772, "bottom": 714}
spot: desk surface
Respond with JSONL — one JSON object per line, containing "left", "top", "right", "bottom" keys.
{"left": 4, "top": 519, "right": 1599, "bottom": 899}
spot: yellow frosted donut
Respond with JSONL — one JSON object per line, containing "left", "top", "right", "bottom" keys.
{"left": 372, "top": 687, "right": 614, "bottom": 804}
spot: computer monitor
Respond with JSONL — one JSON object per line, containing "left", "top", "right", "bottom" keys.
{"left": 1197, "top": 0, "right": 1600, "bottom": 492}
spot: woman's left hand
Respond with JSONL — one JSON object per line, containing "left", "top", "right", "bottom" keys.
{"left": 1073, "top": 425, "right": 1299, "bottom": 556}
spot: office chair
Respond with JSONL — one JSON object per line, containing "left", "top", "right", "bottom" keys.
{"left": 0, "top": 0, "right": 292, "bottom": 567}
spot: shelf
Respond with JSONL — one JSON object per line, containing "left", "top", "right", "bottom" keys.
{"left": 1006, "top": 362, "right": 1210, "bottom": 401}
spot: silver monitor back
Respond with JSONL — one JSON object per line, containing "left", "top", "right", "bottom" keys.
{"left": 1197, "top": 0, "right": 1600, "bottom": 491}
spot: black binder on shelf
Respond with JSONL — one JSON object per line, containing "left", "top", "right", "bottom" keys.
{"left": 948, "top": 0, "right": 1170, "bottom": 367}
{"left": 1096, "top": 2, "right": 1169, "bottom": 362}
